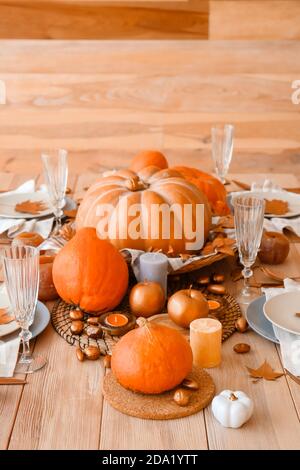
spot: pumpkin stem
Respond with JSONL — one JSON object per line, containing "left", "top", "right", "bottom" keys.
{"left": 136, "top": 317, "right": 148, "bottom": 328}
{"left": 229, "top": 393, "right": 238, "bottom": 401}
{"left": 188, "top": 284, "right": 193, "bottom": 297}
{"left": 125, "top": 176, "right": 148, "bottom": 192}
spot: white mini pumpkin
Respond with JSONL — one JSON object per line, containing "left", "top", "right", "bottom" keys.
{"left": 211, "top": 390, "right": 253, "bottom": 429}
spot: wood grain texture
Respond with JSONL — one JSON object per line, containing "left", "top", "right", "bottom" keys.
{"left": 0, "top": 40, "right": 299, "bottom": 176}
{"left": 100, "top": 401, "right": 208, "bottom": 450}
{"left": 0, "top": 1, "right": 208, "bottom": 39}
{"left": 210, "top": 1, "right": 300, "bottom": 40}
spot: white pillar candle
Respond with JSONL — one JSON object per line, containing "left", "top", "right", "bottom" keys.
{"left": 138, "top": 252, "right": 168, "bottom": 295}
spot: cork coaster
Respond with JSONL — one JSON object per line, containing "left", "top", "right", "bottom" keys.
{"left": 103, "top": 366, "right": 215, "bottom": 420}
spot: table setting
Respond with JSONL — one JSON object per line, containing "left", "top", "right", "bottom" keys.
{"left": 1, "top": 125, "right": 300, "bottom": 449}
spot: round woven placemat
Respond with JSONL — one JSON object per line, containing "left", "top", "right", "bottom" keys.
{"left": 103, "top": 366, "right": 215, "bottom": 420}
{"left": 51, "top": 275, "right": 242, "bottom": 352}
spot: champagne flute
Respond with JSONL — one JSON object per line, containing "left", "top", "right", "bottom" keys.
{"left": 211, "top": 124, "right": 234, "bottom": 183}
{"left": 234, "top": 196, "right": 265, "bottom": 305}
{"left": 2, "top": 246, "right": 47, "bottom": 373}
{"left": 41, "top": 149, "right": 68, "bottom": 234}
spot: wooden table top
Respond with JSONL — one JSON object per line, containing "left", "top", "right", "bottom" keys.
{"left": 1, "top": 170, "right": 300, "bottom": 450}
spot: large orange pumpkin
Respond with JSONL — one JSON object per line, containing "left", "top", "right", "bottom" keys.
{"left": 111, "top": 318, "right": 193, "bottom": 394}
{"left": 130, "top": 150, "right": 168, "bottom": 173}
{"left": 76, "top": 166, "right": 211, "bottom": 254}
{"left": 52, "top": 227, "right": 128, "bottom": 313}
{"left": 173, "top": 166, "right": 230, "bottom": 216}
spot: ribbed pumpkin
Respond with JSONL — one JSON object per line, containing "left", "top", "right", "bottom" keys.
{"left": 173, "top": 166, "right": 230, "bottom": 216}
{"left": 76, "top": 166, "right": 211, "bottom": 254}
{"left": 52, "top": 227, "right": 128, "bottom": 313}
{"left": 130, "top": 150, "right": 168, "bottom": 173}
{"left": 111, "top": 318, "right": 193, "bottom": 394}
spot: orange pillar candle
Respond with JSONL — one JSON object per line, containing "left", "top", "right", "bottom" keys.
{"left": 190, "top": 318, "right": 222, "bottom": 368}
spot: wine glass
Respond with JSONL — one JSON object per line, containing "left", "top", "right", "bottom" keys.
{"left": 41, "top": 149, "right": 68, "bottom": 234}
{"left": 234, "top": 196, "right": 265, "bottom": 305}
{"left": 2, "top": 246, "right": 47, "bottom": 373}
{"left": 211, "top": 124, "right": 234, "bottom": 183}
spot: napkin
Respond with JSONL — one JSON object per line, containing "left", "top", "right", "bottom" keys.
{"left": 0, "top": 180, "right": 54, "bottom": 240}
{"left": 0, "top": 336, "right": 20, "bottom": 377}
{"left": 264, "top": 217, "right": 300, "bottom": 237}
{"left": 0, "top": 285, "right": 20, "bottom": 377}
{"left": 262, "top": 278, "right": 300, "bottom": 301}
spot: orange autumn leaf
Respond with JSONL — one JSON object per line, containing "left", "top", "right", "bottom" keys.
{"left": 0, "top": 307, "right": 14, "bottom": 325}
{"left": 201, "top": 243, "right": 215, "bottom": 256}
{"left": 63, "top": 209, "right": 78, "bottom": 219}
{"left": 15, "top": 200, "right": 48, "bottom": 215}
{"left": 218, "top": 245, "right": 236, "bottom": 256}
{"left": 246, "top": 360, "right": 284, "bottom": 381}
{"left": 219, "top": 214, "right": 235, "bottom": 229}
{"left": 264, "top": 199, "right": 289, "bottom": 215}
{"left": 179, "top": 253, "right": 192, "bottom": 261}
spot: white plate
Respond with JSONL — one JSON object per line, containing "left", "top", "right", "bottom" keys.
{"left": 0, "top": 192, "right": 53, "bottom": 219}
{"left": 263, "top": 291, "right": 300, "bottom": 335}
{"left": 0, "top": 285, "right": 51, "bottom": 338}
{"left": 0, "top": 286, "right": 18, "bottom": 337}
{"left": 231, "top": 190, "right": 300, "bottom": 218}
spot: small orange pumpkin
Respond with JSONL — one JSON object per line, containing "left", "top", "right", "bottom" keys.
{"left": 173, "top": 166, "right": 230, "bottom": 216}
{"left": 52, "top": 227, "right": 128, "bottom": 313}
{"left": 111, "top": 318, "right": 193, "bottom": 394}
{"left": 130, "top": 150, "right": 168, "bottom": 173}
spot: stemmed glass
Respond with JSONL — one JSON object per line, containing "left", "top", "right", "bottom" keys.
{"left": 211, "top": 124, "right": 234, "bottom": 183}
{"left": 41, "top": 149, "right": 68, "bottom": 235}
{"left": 2, "top": 246, "right": 47, "bottom": 373}
{"left": 234, "top": 196, "right": 265, "bottom": 305}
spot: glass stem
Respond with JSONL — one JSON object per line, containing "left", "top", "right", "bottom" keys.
{"left": 19, "top": 328, "right": 32, "bottom": 364}
{"left": 53, "top": 207, "right": 63, "bottom": 234}
{"left": 242, "top": 266, "right": 253, "bottom": 295}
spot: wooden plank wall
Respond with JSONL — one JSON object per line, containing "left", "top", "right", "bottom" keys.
{"left": 0, "top": 0, "right": 299, "bottom": 40}
{"left": 0, "top": 40, "right": 299, "bottom": 176}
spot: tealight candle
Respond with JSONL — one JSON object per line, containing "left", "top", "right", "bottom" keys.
{"left": 138, "top": 252, "right": 168, "bottom": 295}
{"left": 190, "top": 318, "right": 222, "bottom": 368}
{"left": 105, "top": 313, "right": 129, "bottom": 328}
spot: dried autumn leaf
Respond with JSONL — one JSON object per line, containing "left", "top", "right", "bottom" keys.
{"left": 264, "top": 199, "right": 289, "bottom": 215}
{"left": 180, "top": 253, "right": 192, "bottom": 261}
{"left": 218, "top": 246, "right": 236, "bottom": 256}
{"left": 0, "top": 307, "right": 14, "bottom": 325}
{"left": 201, "top": 243, "right": 215, "bottom": 256}
{"left": 219, "top": 215, "right": 235, "bottom": 229}
{"left": 63, "top": 209, "right": 78, "bottom": 219}
{"left": 222, "top": 238, "right": 236, "bottom": 246}
{"left": 59, "top": 223, "right": 76, "bottom": 241}
{"left": 15, "top": 200, "right": 48, "bottom": 215}
{"left": 167, "top": 245, "right": 174, "bottom": 255}
{"left": 246, "top": 360, "right": 284, "bottom": 381}
{"left": 212, "top": 237, "right": 225, "bottom": 249}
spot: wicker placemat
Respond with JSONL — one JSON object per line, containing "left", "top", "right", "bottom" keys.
{"left": 103, "top": 366, "right": 215, "bottom": 420}
{"left": 51, "top": 274, "right": 242, "bottom": 351}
